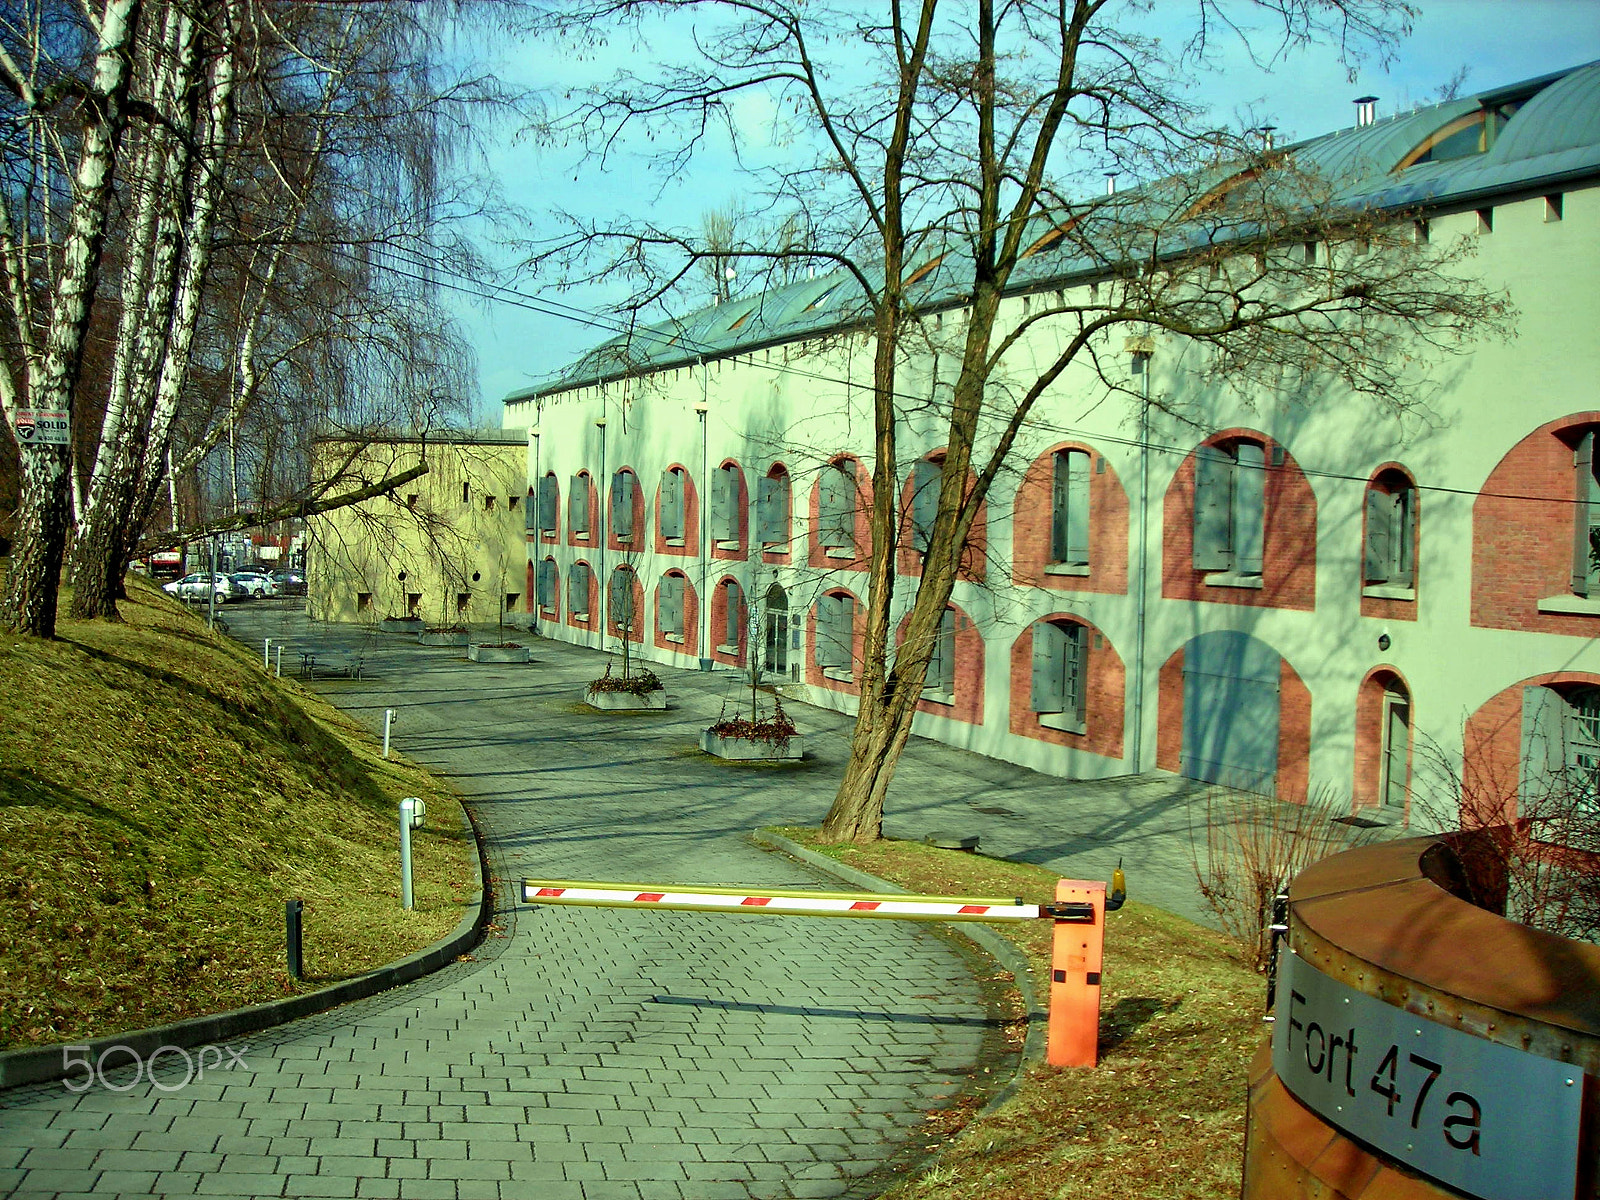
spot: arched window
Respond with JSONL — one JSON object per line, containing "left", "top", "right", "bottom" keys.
{"left": 537, "top": 557, "right": 559, "bottom": 616}
{"left": 1364, "top": 468, "right": 1417, "bottom": 593}
{"left": 567, "top": 561, "right": 593, "bottom": 620}
{"left": 1030, "top": 618, "right": 1088, "bottom": 734}
{"left": 537, "top": 473, "right": 559, "bottom": 537}
{"left": 568, "top": 471, "right": 592, "bottom": 539}
{"left": 610, "top": 469, "right": 639, "bottom": 542}
{"left": 608, "top": 566, "right": 639, "bottom": 635}
{"left": 763, "top": 583, "right": 788, "bottom": 674}
{"left": 757, "top": 466, "right": 791, "bottom": 550}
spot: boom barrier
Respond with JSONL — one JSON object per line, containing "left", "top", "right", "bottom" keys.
{"left": 521, "top": 869, "right": 1126, "bottom": 1068}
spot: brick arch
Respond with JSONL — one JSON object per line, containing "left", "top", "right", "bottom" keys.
{"left": 709, "top": 574, "right": 748, "bottom": 667}
{"left": 895, "top": 449, "right": 987, "bottom": 581}
{"left": 608, "top": 467, "right": 645, "bottom": 551}
{"left": 536, "top": 555, "right": 561, "bottom": 624}
{"left": 1463, "top": 670, "right": 1600, "bottom": 827}
{"left": 806, "top": 585, "right": 864, "bottom": 695}
{"left": 1161, "top": 429, "right": 1316, "bottom": 611}
{"left": 1353, "top": 667, "right": 1412, "bottom": 815}
{"left": 654, "top": 462, "right": 699, "bottom": 557}
{"left": 891, "top": 602, "right": 985, "bottom": 725}
{"left": 808, "top": 455, "right": 872, "bottom": 571}
{"left": 567, "top": 469, "right": 598, "bottom": 548}
{"left": 711, "top": 458, "right": 748, "bottom": 562}
{"left": 760, "top": 461, "right": 793, "bottom": 565}
{"left": 567, "top": 559, "right": 597, "bottom": 632}
{"left": 1012, "top": 441, "right": 1129, "bottom": 594}
{"left": 653, "top": 568, "right": 699, "bottom": 655}
{"left": 1009, "top": 612, "right": 1124, "bottom": 760}
{"left": 1471, "top": 411, "right": 1600, "bottom": 636}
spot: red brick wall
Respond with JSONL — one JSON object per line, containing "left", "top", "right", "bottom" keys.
{"left": 653, "top": 571, "right": 698, "bottom": 656}
{"left": 1007, "top": 615, "right": 1125, "bottom": 760}
{"left": 608, "top": 468, "right": 646, "bottom": 553}
{"left": 895, "top": 455, "right": 988, "bottom": 581}
{"left": 1162, "top": 432, "right": 1317, "bottom": 611}
{"left": 892, "top": 605, "right": 985, "bottom": 725}
{"left": 1156, "top": 648, "right": 1184, "bottom": 772}
{"left": 1012, "top": 444, "right": 1129, "bottom": 594}
{"left": 806, "top": 588, "right": 863, "bottom": 696}
{"left": 607, "top": 568, "right": 644, "bottom": 644}
{"left": 1359, "top": 465, "right": 1418, "bottom": 623}
{"left": 709, "top": 576, "right": 748, "bottom": 667}
{"left": 567, "top": 561, "right": 597, "bottom": 633}
{"left": 807, "top": 456, "right": 872, "bottom": 572}
{"left": 1472, "top": 412, "right": 1600, "bottom": 635}
{"left": 653, "top": 464, "right": 699, "bottom": 558}
{"left": 1460, "top": 671, "right": 1600, "bottom": 827}
{"left": 760, "top": 463, "right": 792, "bottom": 566}
{"left": 711, "top": 460, "right": 748, "bottom": 562}
{"left": 1278, "top": 658, "right": 1311, "bottom": 804}
{"left": 526, "top": 560, "right": 538, "bottom": 617}
{"left": 567, "top": 471, "right": 598, "bottom": 550}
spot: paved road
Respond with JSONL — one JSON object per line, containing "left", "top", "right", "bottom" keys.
{"left": 2, "top": 607, "right": 1038, "bottom": 1200}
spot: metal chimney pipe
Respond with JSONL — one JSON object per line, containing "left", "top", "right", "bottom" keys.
{"left": 1105, "top": 173, "right": 1117, "bottom": 195}
{"left": 1354, "top": 95, "right": 1378, "bottom": 127}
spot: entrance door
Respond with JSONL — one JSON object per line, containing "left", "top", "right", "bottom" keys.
{"left": 1181, "top": 631, "right": 1281, "bottom": 795}
{"left": 763, "top": 583, "right": 788, "bottom": 676}
{"left": 1380, "top": 689, "right": 1410, "bottom": 811}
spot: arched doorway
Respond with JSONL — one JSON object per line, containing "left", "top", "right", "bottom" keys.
{"left": 763, "top": 583, "right": 788, "bottom": 676}
{"left": 1180, "top": 630, "right": 1282, "bottom": 795}
{"left": 1379, "top": 679, "right": 1411, "bottom": 813}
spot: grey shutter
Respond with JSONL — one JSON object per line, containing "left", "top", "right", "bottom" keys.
{"left": 1233, "top": 442, "right": 1265, "bottom": 575}
{"left": 1193, "top": 445, "right": 1233, "bottom": 570}
{"left": 933, "top": 608, "right": 956, "bottom": 693}
{"left": 660, "top": 469, "right": 684, "bottom": 540}
{"left": 1065, "top": 624, "right": 1087, "bottom": 725}
{"left": 1575, "top": 432, "right": 1595, "bottom": 595}
{"left": 817, "top": 594, "right": 852, "bottom": 668}
{"left": 1064, "top": 449, "right": 1090, "bottom": 564}
{"left": 668, "top": 575, "right": 685, "bottom": 634}
{"left": 1521, "top": 685, "right": 1568, "bottom": 807}
{"left": 724, "top": 581, "right": 741, "bottom": 646}
{"left": 611, "top": 570, "right": 635, "bottom": 630}
{"left": 569, "top": 475, "right": 589, "bottom": 534}
{"left": 711, "top": 466, "right": 737, "bottom": 542}
{"left": 821, "top": 464, "right": 855, "bottom": 550}
{"left": 1393, "top": 487, "right": 1414, "bottom": 587}
{"left": 524, "top": 491, "right": 537, "bottom": 532}
{"left": 756, "top": 475, "right": 782, "bottom": 544}
{"left": 1030, "top": 621, "right": 1066, "bottom": 713}
{"left": 1364, "top": 487, "right": 1393, "bottom": 583}
{"left": 612, "top": 472, "right": 635, "bottom": 539}
{"left": 538, "top": 560, "right": 554, "bottom": 609}
{"left": 539, "top": 475, "right": 559, "bottom": 533}
{"left": 569, "top": 562, "right": 590, "bottom": 615}
{"left": 911, "top": 459, "right": 940, "bottom": 553}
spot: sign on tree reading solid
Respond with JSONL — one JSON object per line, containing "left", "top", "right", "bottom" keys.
{"left": 11, "top": 410, "right": 69, "bottom": 446}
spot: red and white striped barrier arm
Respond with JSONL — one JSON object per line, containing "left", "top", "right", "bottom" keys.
{"left": 521, "top": 878, "right": 1042, "bottom": 921}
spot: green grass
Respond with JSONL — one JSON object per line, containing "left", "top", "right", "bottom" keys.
{"left": 773, "top": 828, "right": 1263, "bottom": 1200}
{"left": 0, "top": 578, "right": 476, "bottom": 1049}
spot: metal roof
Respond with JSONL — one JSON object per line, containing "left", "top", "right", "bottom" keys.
{"left": 516, "top": 59, "right": 1600, "bottom": 403}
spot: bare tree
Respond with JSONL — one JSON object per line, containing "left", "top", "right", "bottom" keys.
{"left": 533, "top": 0, "right": 1513, "bottom": 841}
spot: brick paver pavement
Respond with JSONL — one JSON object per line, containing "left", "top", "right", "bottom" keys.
{"left": 1, "top": 608, "right": 1027, "bottom": 1200}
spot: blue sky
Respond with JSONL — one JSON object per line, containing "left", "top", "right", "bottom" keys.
{"left": 447, "top": 1, "right": 1600, "bottom": 421}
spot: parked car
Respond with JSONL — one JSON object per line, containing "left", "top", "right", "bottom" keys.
{"left": 271, "top": 570, "right": 308, "bottom": 597}
{"left": 230, "top": 571, "right": 278, "bottom": 599}
{"left": 162, "top": 573, "right": 244, "bottom": 604}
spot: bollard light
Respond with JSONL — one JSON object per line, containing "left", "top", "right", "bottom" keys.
{"left": 399, "top": 797, "right": 421, "bottom": 910}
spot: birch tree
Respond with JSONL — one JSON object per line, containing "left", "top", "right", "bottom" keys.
{"left": 536, "top": 0, "right": 1512, "bottom": 841}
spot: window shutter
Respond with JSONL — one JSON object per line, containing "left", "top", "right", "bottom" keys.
{"left": 1393, "top": 487, "right": 1415, "bottom": 588}
{"left": 524, "top": 491, "right": 538, "bottom": 532}
{"left": 756, "top": 475, "right": 782, "bottom": 544}
{"left": 612, "top": 472, "right": 635, "bottom": 539}
{"left": 1575, "top": 432, "right": 1595, "bottom": 596}
{"left": 1364, "top": 487, "right": 1393, "bottom": 583}
{"left": 1066, "top": 624, "right": 1087, "bottom": 725}
{"left": 569, "top": 475, "right": 589, "bottom": 534}
{"left": 934, "top": 608, "right": 957, "bottom": 693}
{"left": 1030, "top": 622, "right": 1066, "bottom": 713}
{"left": 611, "top": 570, "right": 635, "bottom": 630}
{"left": 569, "top": 562, "right": 590, "bottom": 615}
{"left": 911, "top": 459, "right": 941, "bottom": 553}
{"left": 1064, "top": 449, "right": 1090, "bottom": 565}
{"left": 1193, "top": 445, "right": 1234, "bottom": 570}
{"left": 1233, "top": 442, "right": 1265, "bottom": 575}
{"left": 821, "top": 463, "right": 855, "bottom": 550}
{"left": 724, "top": 581, "right": 742, "bottom": 646}
{"left": 1521, "top": 685, "right": 1568, "bottom": 807}
{"left": 538, "top": 560, "right": 554, "bottom": 609}
{"left": 539, "top": 475, "right": 559, "bottom": 533}
{"left": 817, "top": 594, "right": 852, "bottom": 668}
{"left": 660, "top": 469, "right": 684, "bottom": 540}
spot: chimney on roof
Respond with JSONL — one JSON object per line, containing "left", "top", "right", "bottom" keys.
{"left": 1259, "top": 125, "right": 1277, "bottom": 150}
{"left": 1354, "top": 95, "right": 1378, "bottom": 127}
{"left": 1105, "top": 172, "right": 1117, "bottom": 195}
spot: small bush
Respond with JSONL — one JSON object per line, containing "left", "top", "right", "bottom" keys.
{"left": 588, "top": 661, "right": 662, "bottom": 696}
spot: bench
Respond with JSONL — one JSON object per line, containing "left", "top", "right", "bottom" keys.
{"left": 299, "top": 651, "right": 365, "bottom": 680}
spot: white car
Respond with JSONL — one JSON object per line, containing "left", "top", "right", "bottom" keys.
{"left": 162, "top": 573, "right": 242, "bottom": 604}
{"left": 230, "top": 571, "right": 279, "bottom": 599}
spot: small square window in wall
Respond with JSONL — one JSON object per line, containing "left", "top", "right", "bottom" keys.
{"left": 505, "top": 593, "right": 519, "bottom": 611}
{"left": 461, "top": 483, "right": 469, "bottom": 504}
{"left": 456, "top": 592, "right": 470, "bottom": 614}
{"left": 357, "top": 592, "right": 372, "bottom": 612}
{"left": 1546, "top": 194, "right": 1564, "bottom": 222}
{"left": 484, "top": 495, "right": 496, "bottom": 511}
{"left": 1476, "top": 207, "right": 1493, "bottom": 235}
{"left": 406, "top": 494, "right": 418, "bottom": 509}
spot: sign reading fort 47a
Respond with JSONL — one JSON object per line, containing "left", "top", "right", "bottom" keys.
{"left": 10, "top": 409, "right": 69, "bottom": 446}
{"left": 1273, "top": 952, "right": 1582, "bottom": 1200}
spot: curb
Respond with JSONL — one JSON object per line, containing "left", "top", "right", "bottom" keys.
{"left": 0, "top": 804, "right": 493, "bottom": 1092}
{"left": 750, "top": 830, "right": 1046, "bottom": 1111}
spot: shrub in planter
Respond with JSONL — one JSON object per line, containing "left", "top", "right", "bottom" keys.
{"left": 469, "top": 642, "right": 530, "bottom": 663}
{"left": 379, "top": 614, "right": 424, "bottom": 633}
{"left": 418, "top": 625, "right": 470, "bottom": 647}
{"left": 584, "top": 662, "right": 666, "bottom": 710}
{"left": 701, "top": 697, "right": 803, "bottom": 760}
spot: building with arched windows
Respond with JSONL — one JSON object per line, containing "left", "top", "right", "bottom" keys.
{"left": 495, "top": 62, "right": 1600, "bottom": 828}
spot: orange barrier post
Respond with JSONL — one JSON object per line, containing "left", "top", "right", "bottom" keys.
{"left": 1047, "top": 879, "right": 1106, "bottom": 1068}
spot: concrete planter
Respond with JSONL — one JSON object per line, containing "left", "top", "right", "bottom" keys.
{"left": 418, "top": 629, "right": 470, "bottom": 647}
{"left": 699, "top": 729, "right": 804, "bottom": 761}
{"left": 584, "top": 686, "right": 667, "bottom": 711}
{"left": 469, "top": 643, "right": 530, "bottom": 663}
{"left": 379, "top": 617, "right": 425, "bottom": 634}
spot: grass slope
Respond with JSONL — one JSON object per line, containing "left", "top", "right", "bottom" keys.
{"left": 775, "top": 830, "right": 1262, "bottom": 1200}
{"left": 0, "top": 580, "right": 475, "bottom": 1049}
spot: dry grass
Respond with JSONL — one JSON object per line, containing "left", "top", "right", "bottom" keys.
{"left": 775, "top": 829, "right": 1262, "bottom": 1200}
{"left": 0, "top": 578, "right": 476, "bottom": 1049}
